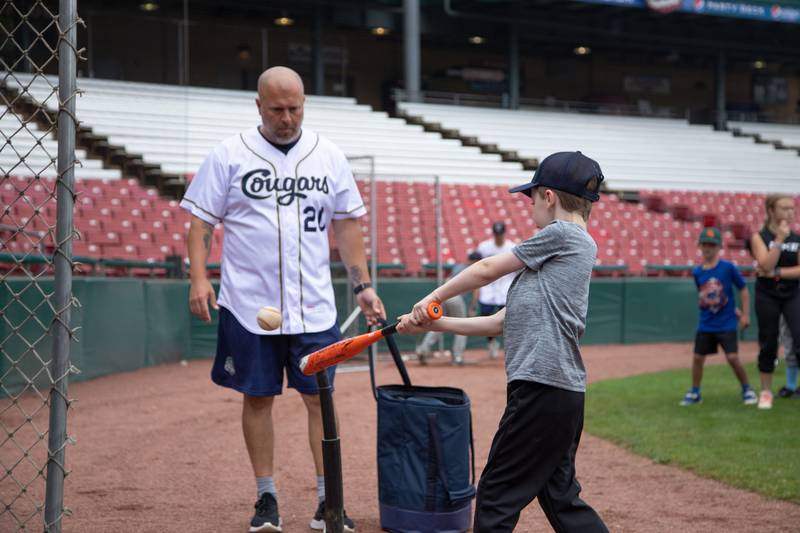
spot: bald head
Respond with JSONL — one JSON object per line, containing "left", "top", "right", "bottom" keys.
{"left": 257, "top": 66, "right": 305, "bottom": 97}
{"left": 256, "top": 66, "right": 305, "bottom": 144}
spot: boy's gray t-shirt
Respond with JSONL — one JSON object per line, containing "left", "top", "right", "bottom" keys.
{"left": 505, "top": 220, "right": 597, "bottom": 392}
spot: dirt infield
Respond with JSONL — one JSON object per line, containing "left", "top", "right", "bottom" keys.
{"left": 4, "top": 340, "right": 800, "bottom": 532}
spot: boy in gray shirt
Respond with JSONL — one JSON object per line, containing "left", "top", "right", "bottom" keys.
{"left": 399, "top": 151, "right": 609, "bottom": 532}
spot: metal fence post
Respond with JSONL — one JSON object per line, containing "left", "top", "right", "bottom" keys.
{"left": 44, "top": 1, "right": 79, "bottom": 531}
{"left": 434, "top": 176, "right": 443, "bottom": 355}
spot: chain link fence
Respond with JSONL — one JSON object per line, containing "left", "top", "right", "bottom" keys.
{"left": 1, "top": 0, "right": 81, "bottom": 531}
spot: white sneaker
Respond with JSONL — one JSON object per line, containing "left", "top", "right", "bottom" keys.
{"left": 757, "top": 390, "right": 773, "bottom": 410}
{"left": 488, "top": 339, "right": 499, "bottom": 359}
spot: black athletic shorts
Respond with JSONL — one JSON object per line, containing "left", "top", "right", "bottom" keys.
{"left": 694, "top": 330, "right": 738, "bottom": 356}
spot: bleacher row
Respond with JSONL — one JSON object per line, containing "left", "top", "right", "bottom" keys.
{"left": 730, "top": 121, "right": 800, "bottom": 150}
{"left": 4, "top": 175, "right": 793, "bottom": 276}
{"left": 4, "top": 73, "right": 528, "bottom": 184}
{"left": 398, "top": 102, "right": 800, "bottom": 193}
{"left": 9, "top": 74, "right": 799, "bottom": 191}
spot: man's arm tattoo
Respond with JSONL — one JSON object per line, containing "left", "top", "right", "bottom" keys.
{"left": 202, "top": 225, "right": 213, "bottom": 251}
{"left": 348, "top": 265, "right": 362, "bottom": 286}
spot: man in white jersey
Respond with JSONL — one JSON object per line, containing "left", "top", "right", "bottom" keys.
{"left": 470, "top": 222, "right": 516, "bottom": 358}
{"left": 182, "top": 66, "right": 384, "bottom": 533}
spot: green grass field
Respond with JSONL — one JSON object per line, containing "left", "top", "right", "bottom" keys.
{"left": 585, "top": 361, "right": 800, "bottom": 503}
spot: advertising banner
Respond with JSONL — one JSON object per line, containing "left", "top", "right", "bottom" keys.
{"left": 576, "top": 0, "right": 800, "bottom": 23}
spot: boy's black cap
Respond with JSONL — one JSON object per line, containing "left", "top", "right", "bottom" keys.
{"left": 467, "top": 251, "right": 482, "bottom": 261}
{"left": 492, "top": 222, "right": 505, "bottom": 235}
{"left": 509, "top": 151, "right": 604, "bottom": 202}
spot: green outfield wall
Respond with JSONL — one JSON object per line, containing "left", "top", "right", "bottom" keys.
{"left": 1, "top": 277, "right": 757, "bottom": 392}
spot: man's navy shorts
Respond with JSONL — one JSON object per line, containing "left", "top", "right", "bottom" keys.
{"left": 212, "top": 306, "right": 340, "bottom": 396}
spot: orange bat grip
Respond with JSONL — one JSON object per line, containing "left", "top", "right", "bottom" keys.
{"left": 427, "top": 301, "right": 443, "bottom": 319}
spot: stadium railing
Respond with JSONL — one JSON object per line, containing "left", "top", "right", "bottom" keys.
{"left": 422, "top": 262, "right": 629, "bottom": 277}
{"left": 394, "top": 88, "right": 682, "bottom": 118}
{"left": 203, "top": 261, "right": 407, "bottom": 276}
{"left": 645, "top": 264, "right": 756, "bottom": 277}
{"left": 4, "top": 254, "right": 757, "bottom": 281}
{"left": 0, "top": 252, "right": 175, "bottom": 277}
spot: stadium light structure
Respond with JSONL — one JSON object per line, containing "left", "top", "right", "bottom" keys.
{"left": 574, "top": 46, "right": 591, "bottom": 56}
{"left": 139, "top": 2, "right": 159, "bottom": 11}
{"left": 752, "top": 59, "right": 766, "bottom": 69}
{"left": 468, "top": 35, "right": 485, "bottom": 45}
{"left": 366, "top": 9, "right": 394, "bottom": 37}
{"left": 236, "top": 44, "right": 253, "bottom": 63}
{"left": 274, "top": 15, "right": 295, "bottom": 26}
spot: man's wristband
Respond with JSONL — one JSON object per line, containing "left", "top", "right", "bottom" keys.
{"left": 353, "top": 282, "right": 372, "bottom": 295}
{"left": 775, "top": 267, "right": 782, "bottom": 280}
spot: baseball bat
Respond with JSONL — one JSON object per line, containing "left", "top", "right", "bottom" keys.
{"left": 300, "top": 301, "right": 443, "bottom": 375}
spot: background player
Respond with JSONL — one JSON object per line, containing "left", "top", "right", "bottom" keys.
{"left": 415, "top": 250, "right": 481, "bottom": 365}
{"left": 777, "top": 317, "right": 799, "bottom": 398}
{"left": 470, "top": 222, "right": 517, "bottom": 358}
{"left": 750, "top": 194, "right": 800, "bottom": 409}
{"left": 679, "top": 227, "right": 755, "bottom": 406}
{"left": 182, "top": 66, "right": 384, "bottom": 532}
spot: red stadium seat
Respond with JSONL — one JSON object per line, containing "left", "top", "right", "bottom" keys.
{"left": 3, "top": 177, "right": 792, "bottom": 279}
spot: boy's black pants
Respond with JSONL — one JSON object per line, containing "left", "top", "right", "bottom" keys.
{"left": 474, "top": 380, "right": 608, "bottom": 533}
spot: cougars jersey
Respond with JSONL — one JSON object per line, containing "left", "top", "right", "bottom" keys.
{"left": 180, "top": 126, "right": 366, "bottom": 335}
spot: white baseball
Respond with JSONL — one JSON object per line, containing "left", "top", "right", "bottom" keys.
{"left": 256, "top": 306, "right": 282, "bottom": 331}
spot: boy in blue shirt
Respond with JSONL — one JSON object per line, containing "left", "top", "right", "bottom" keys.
{"left": 681, "top": 227, "right": 756, "bottom": 406}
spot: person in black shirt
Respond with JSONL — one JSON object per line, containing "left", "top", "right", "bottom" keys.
{"left": 749, "top": 194, "right": 800, "bottom": 409}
